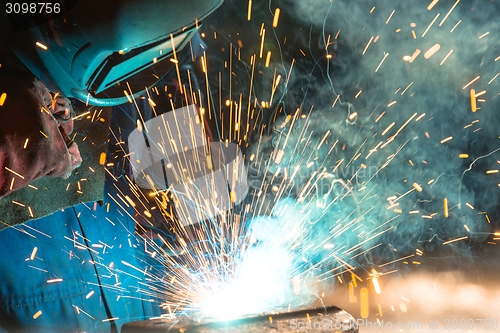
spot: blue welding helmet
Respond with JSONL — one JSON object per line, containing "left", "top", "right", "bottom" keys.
{"left": 0, "top": 0, "right": 222, "bottom": 106}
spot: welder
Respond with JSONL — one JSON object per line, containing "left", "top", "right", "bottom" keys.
{"left": 0, "top": 0, "right": 222, "bottom": 331}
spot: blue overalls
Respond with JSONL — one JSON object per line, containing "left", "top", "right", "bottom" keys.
{"left": 0, "top": 100, "right": 164, "bottom": 332}
{"left": 0, "top": 179, "right": 163, "bottom": 332}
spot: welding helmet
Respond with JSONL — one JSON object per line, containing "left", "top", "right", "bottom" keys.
{"left": 0, "top": 0, "right": 222, "bottom": 106}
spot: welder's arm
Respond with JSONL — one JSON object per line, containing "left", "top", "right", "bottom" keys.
{"left": 0, "top": 77, "right": 82, "bottom": 198}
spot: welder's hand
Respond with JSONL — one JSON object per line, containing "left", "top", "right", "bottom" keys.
{"left": 33, "top": 79, "right": 82, "bottom": 175}
{"left": 50, "top": 95, "right": 82, "bottom": 172}
{"left": 52, "top": 95, "right": 74, "bottom": 135}
{"left": 67, "top": 142, "right": 82, "bottom": 171}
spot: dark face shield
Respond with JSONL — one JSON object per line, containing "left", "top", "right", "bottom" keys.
{"left": 83, "top": 26, "right": 198, "bottom": 101}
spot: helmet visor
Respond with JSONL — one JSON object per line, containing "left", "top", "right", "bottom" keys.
{"left": 87, "top": 26, "right": 198, "bottom": 99}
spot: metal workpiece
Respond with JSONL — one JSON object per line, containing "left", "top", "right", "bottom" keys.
{"left": 122, "top": 306, "right": 358, "bottom": 333}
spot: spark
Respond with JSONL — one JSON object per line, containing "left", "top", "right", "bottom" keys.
{"left": 30, "top": 247, "right": 38, "bottom": 260}
{"left": 440, "top": 49, "right": 453, "bottom": 65}
{"left": 375, "top": 53, "right": 389, "bottom": 72}
{"left": 316, "top": 130, "right": 330, "bottom": 150}
{"left": 439, "top": 0, "right": 460, "bottom": 27}
{"left": 362, "top": 36, "right": 374, "bottom": 55}
{"left": 35, "top": 42, "right": 48, "bottom": 50}
{"left": 450, "top": 20, "right": 461, "bottom": 33}
{"left": 479, "top": 32, "right": 489, "bottom": 39}
{"left": 475, "top": 90, "right": 486, "bottom": 98}
{"left": 415, "top": 113, "right": 426, "bottom": 121}
{"left": 386, "top": 10, "right": 395, "bottom": 24}
{"left": 422, "top": 13, "right": 440, "bottom": 38}
{"left": 102, "top": 318, "right": 119, "bottom": 322}
{"left": 379, "top": 254, "right": 415, "bottom": 267}
{"left": 427, "top": 0, "right": 439, "bottom": 10}
{"left": 440, "top": 136, "right": 452, "bottom": 144}
{"left": 408, "top": 49, "right": 421, "bottom": 63}
{"left": 401, "top": 82, "right": 413, "bottom": 95}
{"left": 28, "top": 265, "right": 47, "bottom": 273}
{"left": 424, "top": 44, "right": 440, "bottom": 59}
{"left": 72, "top": 111, "right": 91, "bottom": 120}
{"left": 375, "top": 111, "right": 385, "bottom": 122}
{"left": 444, "top": 198, "right": 449, "bottom": 218}
{"left": 488, "top": 73, "right": 500, "bottom": 85}
{"left": 72, "top": 305, "right": 95, "bottom": 319}
{"left": 273, "top": 8, "right": 280, "bottom": 28}
{"left": 443, "top": 236, "right": 468, "bottom": 245}
{"left": 382, "top": 122, "right": 395, "bottom": 136}
{"left": 462, "top": 76, "right": 480, "bottom": 90}
{"left": 265, "top": 51, "right": 272, "bottom": 68}
{"left": 0, "top": 92, "right": 6, "bottom": 106}
{"left": 372, "top": 277, "right": 382, "bottom": 294}
{"left": 412, "top": 183, "right": 422, "bottom": 192}
{"left": 259, "top": 28, "right": 265, "bottom": 58}
{"left": 5, "top": 167, "right": 25, "bottom": 179}
{"left": 360, "top": 288, "right": 369, "bottom": 318}
{"left": 470, "top": 89, "right": 477, "bottom": 112}
{"left": 247, "top": 0, "right": 252, "bottom": 21}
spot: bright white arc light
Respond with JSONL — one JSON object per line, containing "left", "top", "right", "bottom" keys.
{"left": 199, "top": 244, "right": 294, "bottom": 320}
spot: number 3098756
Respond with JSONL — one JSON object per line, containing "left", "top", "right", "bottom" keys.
{"left": 6, "top": 2, "right": 61, "bottom": 14}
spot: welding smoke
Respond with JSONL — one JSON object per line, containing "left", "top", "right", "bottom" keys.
{"left": 242, "top": 0, "right": 500, "bottom": 269}
{"left": 173, "top": 0, "right": 500, "bottom": 319}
